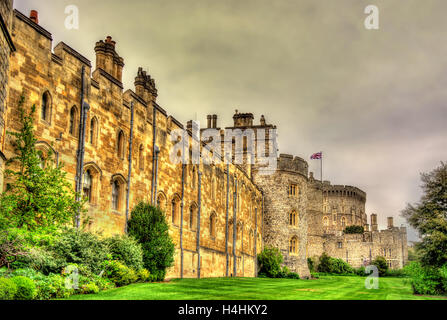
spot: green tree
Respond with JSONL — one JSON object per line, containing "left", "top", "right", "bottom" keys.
{"left": 371, "top": 256, "right": 388, "bottom": 276}
{"left": 0, "top": 96, "right": 83, "bottom": 232}
{"left": 344, "top": 225, "right": 364, "bottom": 234}
{"left": 127, "top": 202, "right": 175, "bottom": 281}
{"left": 257, "top": 247, "right": 283, "bottom": 278}
{"left": 402, "top": 162, "right": 447, "bottom": 267}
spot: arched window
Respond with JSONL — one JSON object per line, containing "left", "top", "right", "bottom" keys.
{"left": 323, "top": 216, "right": 329, "bottom": 227}
{"left": 69, "top": 106, "right": 78, "bottom": 136}
{"left": 341, "top": 217, "right": 346, "bottom": 227}
{"left": 211, "top": 178, "right": 216, "bottom": 200}
{"left": 191, "top": 167, "right": 196, "bottom": 189}
{"left": 111, "top": 180, "right": 121, "bottom": 211}
{"left": 171, "top": 196, "right": 180, "bottom": 226}
{"left": 117, "top": 130, "right": 125, "bottom": 159}
{"left": 41, "top": 91, "right": 51, "bottom": 122}
{"left": 289, "top": 211, "right": 297, "bottom": 226}
{"left": 139, "top": 144, "right": 144, "bottom": 170}
{"left": 83, "top": 170, "right": 92, "bottom": 203}
{"left": 90, "top": 117, "right": 98, "bottom": 145}
{"left": 156, "top": 192, "right": 166, "bottom": 212}
{"left": 209, "top": 212, "right": 217, "bottom": 238}
{"left": 289, "top": 237, "right": 298, "bottom": 255}
{"left": 190, "top": 204, "right": 198, "bottom": 231}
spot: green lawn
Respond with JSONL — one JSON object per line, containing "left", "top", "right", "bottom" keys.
{"left": 65, "top": 275, "right": 446, "bottom": 300}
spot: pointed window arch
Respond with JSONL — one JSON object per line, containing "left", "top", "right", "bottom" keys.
{"left": 323, "top": 216, "right": 329, "bottom": 227}
{"left": 90, "top": 117, "right": 98, "bottom": 145}
{"left": 69, "top": 106, "right": 78, "bottom": 136}
{"left": 189, "top": 203, "right": 198, "bottom": 231}
{"left": 156, "top": 192, "right": 167, "bottom": 212}
{"left": 209, "top": 212, "right": 217, "bottom": 238}
{"left": 171, "top": 195, "right": 181, "bottom": 226}
{"left": 117, "top": 130, "right": 125, "bottom": 159}
{"left": 289, "top": 236, "right": 298, "bottom": 255}
{"left": 41, "top": 91, "right": 51, "bottom": 123}
{"left": 289, "top": 210, "right": 298, "bottom": 226}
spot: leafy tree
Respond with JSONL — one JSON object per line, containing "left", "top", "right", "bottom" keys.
{"left": 257, "top": 247, "right": 283, "bottom": 278}
{"left": 371, "top": 256, "right": 388, "bottom": 276}
{"left": 0, "top": 96, "right": 83, "bottom": 232}
{"left": 402, "top": 162, "right": 447, "bottom": 267}
{"left": 127, "top": 202, "right": 175, "bottom": 281}
{"left": 344, "top": 225, "right": 364, "bottom": 234}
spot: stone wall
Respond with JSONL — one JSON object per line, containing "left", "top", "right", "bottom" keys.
{"left": 6, "top": 9, "right": 263, "bottom": 279}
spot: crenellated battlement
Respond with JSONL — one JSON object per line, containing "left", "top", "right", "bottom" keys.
{"left": 277, "top": 153, "right": 308, "bottom": 177}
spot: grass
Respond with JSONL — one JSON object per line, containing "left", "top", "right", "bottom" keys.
{"left": 66, "top": 275, "right": 446, "bottom": 300}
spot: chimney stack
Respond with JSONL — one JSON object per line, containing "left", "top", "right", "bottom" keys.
{"left": 370, "top": 214, "right": 378, "bottom": 232}
{"left": 94, "top": 36, "right": 125, "bottom": 83}
{"left": 387, "top": 217, "right": 394, "bottom": 229}
{"left": 212, "top": 114, "right": 217, "bottom": 128}
{"left": 30, "top": 10, "right": 39, "bottom": 24}
{"left": 207, "top": 115, "right": 212, "bottom": 128}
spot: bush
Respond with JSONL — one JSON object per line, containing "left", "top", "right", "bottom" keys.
{"left": 0, "top": 229, "right": 28, "bottom": 269}
{"left": 404, "top": 261, "right": 447, "bottom": 296}
{"left": 371, "top": 256, "right": 388, "bottom": 277}
{"left": 11, "top": 276, "right": 36, "bottom": 300}
{"left": 104, "top": 235, "right": 144, "bottom": 271}
{"left": 355, "top": 266, "right": 366, "bottom": 276}
{"left": 257, "top": 247, "right": 283, "bottom": 278}
{"left": 79, "top": 282, "right": 99, "bottom": 294}
{"left": 127, "top": 202, "right": 175, "bottom": 281}
{"left": 287, "top": 272, "right": 300, "bottom": 279}
{"left": 307, "top": 257, "right": 316, "bottom": 272}
{"left": 17, "top": 247, "right": 66, "bottom": 275}
{"left": 385, "top": 268, "right": 406, "bottom": 277}
{"left": 50, "top": 228, "right": 110, "bottom": 275}
{"left": 137, "top": 269, "right": 151, "bottom": 282}
{"left": 0, "top": 277, "right": 17, "bottom": 300}
{"left": 317, "top": 253, "right": 354, "bottom": 275}
{"left": 102, "top": 260, "right": 138, "bottom": 287}
{"left": 34, "top": 274, "right": 73, "bottom": 300}
{"left": 344, "top": 225, "right": 364, "bottom": 234}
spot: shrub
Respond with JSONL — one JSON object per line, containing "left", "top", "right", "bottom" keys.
{"left": 17, "top": 247, "right": 66, "bottom": 275}
{"left": 102, "top": 260, "right": 138, "bottom": 287}
{"left": 34, "top": 274, "right": 73, "bottom": 300}
{"left": 80, "top": 283, "right": 99, "bottom": 294}
{"left": 355, "top": 266, "right": 366, "bottom": 276}
{"left": 287, "top": 272, "right": 300, "bottom": 279}
{"left": 137, "top": 269, "right": 151, "bottom": 282}
{"left": 404, "top": 261, "right": 447, "bottom": 296}
{"left": 127, "top": 202, "right": 175, "bottom": 281}
{"left": 104, "top": 234, "right": 144, "bottom": 271}
{"left": 11, "top": 276, "right": 36, "bottom": 300}
{"left": 257, "top": 247, "right": 283, "bottom": 278}
{"left": 50, "top": 228, "right": 110, "bottom": 275}
{"left": 371, "top": 256, "right": 388, "bottom": 277}
{"left": 0, "top": 277, "right": 17, "bottom": 300}
{"left": 385, "top": 268, "right": 406, "bottom": 277}
{"left": 0, "top": 229, "right": 28, "bottom": 269}
{"left": 307, "top": 257, "right": 316, "bottom": 272}
{"left": 317, "top": 253, "right": 354, "bottom": 275}
{"left": 344, "top": 225, "right": 364, "bottom": 234}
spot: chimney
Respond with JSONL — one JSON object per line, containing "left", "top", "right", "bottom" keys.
{"left": 387, "top": 217, "right": 394, "bottom": 229}
{"left": 134, "top": 67, "right": 157, "bottom": 104}
{"left": 30, "top": 10, "right": 39, "bottom": 24}
{"left": 207, "top": 115, "right": 212, "bottom": 128}
{"left": 370, "top": 214, "right": 378, "bottom": 232}
{"left": 94, "top": 36, "right": 125, "bottom": 83}
{"left": 212, "top": 114, "right": 217, "bottom": 128}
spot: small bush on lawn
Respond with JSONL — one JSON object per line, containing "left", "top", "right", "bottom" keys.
{"left": 355, "top": 266, "right": 366, "bottom": 276}
{"left": 287, "top": 272, "right": 300, "bottom": 279}
{"left": 257, "top": 247, "right": 283, "bottom": 278}
{"left": 102, "top": 260, "right": 138, "bottom": 287}
{"left": 11, "top": 276, "right": 36, "bottom": 300}
{"left": 137, "top": 269, "right": 151, "bottom": 282}
{"left": 317, "top": 253, "right": 354, "bottom": 275}
{"left": 0, "top": 277, "right": 17, "bottom": 300}
{"left": 127, "top": 202, "right": 175, "bottom": 281}
{"left": 371, "top": 256, "right": 388, "bottom": 277}
{"left": 80, "top": 283, "right": 99, "bottom": 294}
{"left": 35, "top": 273, "right": 73, "bottom": 300}
{"left": 104, "top": 234, "right": 144, "bottom": 271}
{"left": 51, "top": 228, "right": 110, "bottom": 275}
{"left": 385, "top": 268, "right": 406, "bottom": 277}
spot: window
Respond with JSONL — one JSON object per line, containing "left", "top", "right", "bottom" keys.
{"left": 289, "top": 237, "right": 298, "bottom": 255}
{"left": 288, "top": 184, "right": 297, "bottom": 196}
{"left": 337, "top": 242, "right": 343, "bottom": 249}
{"left": 112, "top": 180, "right": 120, "bottom": 211}
{"left": 156, "top": 193, "right": 166, "bottom": 212}
{"left": 191, "top": 167, "right": 196, "bottom": 189}
{"left": 83, "top": 169, "right": 92, "bottom": 203}
{"left": 139, "top": 144, "right": 144, "bottom": 170}
{"left": 117, "top": 130, "right": 125, "bottom": 159}
{"left": 341, "top": 217, "right": 346, "bottom": 227}
{"left": 90, "top": 117, "right": 98, "bottom": 145}
{"left": 389, "top": 248, "right": 392, "bottom": 257}
{"left": 171, "top": 196, "right": 180, "bottom": 226}
{"left": 190, "top": 205, "right": 198, "bottom": 231}
{"left": 289, "top": 211, "right": 297, "bottom": 226}
{"left": 209, "top": 212, "right": 216, "bottom": 238}
{"left": 323, "top": 216, "right": 329, "bottom": 226}
{"left": 69, "top": 106, "right": 78, "bottom": 136}
{"left": 41, "top": 91, "right": 51, "bottom": 122}
{"left": 383, "top": 248, "right": 387, "bottom": 257}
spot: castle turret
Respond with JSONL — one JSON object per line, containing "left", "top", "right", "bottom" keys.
{"left": 233, "top": 110, "right": 254, "bottom": 127}
{"left": 94, "top": 36, "right": 124, "bottom": 83}
{"left": 371, "top": 214, "right": 378, "bottom": 231}
{"left": 387, "top": 216, "right": 394, "bottom": 229}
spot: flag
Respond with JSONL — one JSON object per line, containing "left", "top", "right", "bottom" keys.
{"left": 310, "top": 152, "right": 322, "bottom": 160}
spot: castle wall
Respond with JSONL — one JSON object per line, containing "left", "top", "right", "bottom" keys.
{"left": 5, "top": 10, "right": 263, "bottom": 279}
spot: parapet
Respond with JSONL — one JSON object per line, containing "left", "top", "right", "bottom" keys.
{"left": 323, "top": 183, "right": 366, "bottom": 202}
{"left": 277, "top": 154, "right": 308, "bottom": 177}
{"left": 233, "top": 110, "right": 254, "bottom": 127}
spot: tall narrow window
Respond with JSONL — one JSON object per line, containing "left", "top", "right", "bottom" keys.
{"left": 112, "top": 180, "right": 120, "bottom": 210}
{"left": 139, "top": 144, "right": 144, "bottom": 170}
{"left": 323, "top": 216, "right": 329, "bottom": 227}
{"left": 289, "top": 211, "right": 297, "bottom": 226}
{"left": 209, "top": 212, "right": 216, "bottom": 238}
{"left": 289, "top": 237, "right": 298, "bottom": 255}
{"left": 171, "top": 197, "right": 180, "bottom": 226}
{"left": 90, "top": 117, "right": 98, "bottom": 145}
{"left": 69, "top": 106, "right": 78, "bottom": 136}
{"left": 288, "top": 184, "right": 297, "bottom": 196}
{"left": 157, "top": 193, "right": 166, "bottom": 212}
{"left": 190, "top": 205, "right": 197, "bottom": 231}
{"left": 41, "top": 91, "right": 51, "bottom": 122}
{"left": 83, "top": 170, "right": 92, "bottom": 203}
{"left": 341, "top": 217, "right": 346, "bottom": 227}
{"left": 117, "top": 130, "right": 125, "bottom": 159}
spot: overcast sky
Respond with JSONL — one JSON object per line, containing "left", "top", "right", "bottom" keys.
{"left": 14, "top": 0, "right": 447, "bottom": 241}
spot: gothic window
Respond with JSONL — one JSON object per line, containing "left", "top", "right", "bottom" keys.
{"left": 209, "top": 212, "right": 217, "bottom": 238}
{"left": 289, "top": 211, "right": 297, "bottom": 226}
{"left": 389, "top": 248, "right": 392, "bottom": 257}
{"left": 111, "top": 180, "right": 121, "bottom": 211}
{"left": 341, "top": 217, "right": 346, "bottom": 227}
{"left": 139, "top": 144, "right": 144, "bottom": 170}
{"left": 190, "top": 204, "right": 198, "bottom": 231}
{"left": 171, "top": 196, "right": 180, "bottom": 226}
{"left": 156, "top": 192, "right": 166, "bottom": 212}
{"left": 191, "top": 167, "right": 196, "bottom": 189}
{"left": 69, "top": 106, "right": 78, "bottom": 136}
{"left": 83, "top": 169, "right": 93, "bottom": 203}
{"left": 337, "top": 242, "right": 343, "bottom": 249}
{"left": 323, "top": 216, "right": 329, "bottom": 226}
{"left": 90, "top": 117, "right": 98, "bottom": 145}
{"left": 289, "top": 237, "right": 298, "bottom": 255}
{"left": 41, "top": 91, "right": 51, "bottom": 123}
{"left": 288, "top": 184, "right": 298, "bottom": 196}
{"left": 117, "top": 130, "right": 125, "bottom": 159}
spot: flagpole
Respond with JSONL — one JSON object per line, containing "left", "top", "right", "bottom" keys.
{"left": 320, "top": 151, "right": 323, "bottom": 182}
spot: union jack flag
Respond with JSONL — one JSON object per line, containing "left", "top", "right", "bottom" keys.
{"left": 310, "top": 152, "right": 322, "bottom": 160}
